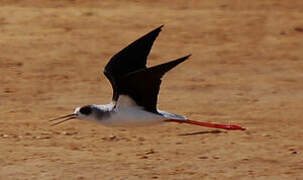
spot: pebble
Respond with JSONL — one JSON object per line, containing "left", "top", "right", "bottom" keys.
{"left": 294, "top": 27, "right": 303, "bottom": 32}
{"left": 62, "top": 131, "right": 77, "bottom": 136}
{"left": 199, "top": 156, "right": 208, "bottom": 159}
{"left": 109, "top": 135, "right": 116, "bottom": 140}
{"left": 140, "top": 156, "right": 148, "bottom": 159}
{"left": 138, "top": 137, "right": 145, "bottom": 141}
{"left": 1, "top": 134, "right": 9, "bottom": 138}
{"left": 145, "top": 149, "right": 155, "bottom": 155}
{"left": 102, "top": 135, "right": 117, "bottom": 141}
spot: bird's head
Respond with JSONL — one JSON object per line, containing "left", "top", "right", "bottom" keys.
{"left": 49, "top": 105, "right": 94, "bottom": 126}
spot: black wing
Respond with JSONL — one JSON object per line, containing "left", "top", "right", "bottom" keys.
{"left": 104, "top": 25, "right": 163, "bottom": 101}
{"left": 117, "top": 55, "right": 191, "bottom": 113}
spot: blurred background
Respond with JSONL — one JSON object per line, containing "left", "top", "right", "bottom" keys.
{"left": 1, "top": 1, "right": 303, "bottom": 179}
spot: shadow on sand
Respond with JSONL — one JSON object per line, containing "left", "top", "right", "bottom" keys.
{"left": 178, "top": 130, "right": 226, "bottom": 136}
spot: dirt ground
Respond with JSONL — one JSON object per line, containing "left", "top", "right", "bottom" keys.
{"left": 1, "top": 1, "right": 303, "bottom": 179}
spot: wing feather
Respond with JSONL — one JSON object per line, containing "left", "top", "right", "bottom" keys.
{"left": 117, "top": 55, "right": 191, "bottom": 113}
{"left": 104, "top": 25, "right": 163, "bottom": 101}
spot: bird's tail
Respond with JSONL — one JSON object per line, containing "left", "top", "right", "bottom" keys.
{"left": 158, "top": 110, "right": 187, "bottom": 120}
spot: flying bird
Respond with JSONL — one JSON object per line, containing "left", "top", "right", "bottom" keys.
{"left": 50, "top": 25, "right": 245, "bottom": 131}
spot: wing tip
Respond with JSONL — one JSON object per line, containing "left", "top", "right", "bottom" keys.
{"left": 153, "top": 24, "right": 164, "bottom": 34}
{"left": 179, "top": 54, "right": 192, "bottom": 63}
{"left": 158, "top": 24, "right": 164, "bottom": 29}
{"left": 184, "top": 54, "right": 192, "bottom": 59}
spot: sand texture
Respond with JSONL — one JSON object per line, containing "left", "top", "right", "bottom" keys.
{"left": 1, "top": 1, "right": 303, "bottom": 179}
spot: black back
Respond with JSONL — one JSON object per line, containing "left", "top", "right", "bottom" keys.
{"left": 104, "top": 25, "right": 163, "bottom": 101}
{"left": 117, "top": 55, "right": 190, "bottom": 113}
{"left": 103, "top": 25, "right": 190, "bottom": 113}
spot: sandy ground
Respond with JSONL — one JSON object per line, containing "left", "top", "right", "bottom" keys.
{"left": 1, "top": 1, "right": 303, "bottom": 179}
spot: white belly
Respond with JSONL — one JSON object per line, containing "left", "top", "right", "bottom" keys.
{"left": 93, "top": 96, "right": 186, "bottom": 127}
{"left": 101, "top": 106, "right": 166, "bottom": 127}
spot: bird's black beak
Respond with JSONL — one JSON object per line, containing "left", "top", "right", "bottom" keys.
{"left": 49, "top": 113, "right": 77, "bottom": 126}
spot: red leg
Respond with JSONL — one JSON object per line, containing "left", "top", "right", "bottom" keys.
{"left": 164, "top": 119, "right": 245, "bottom": 131}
